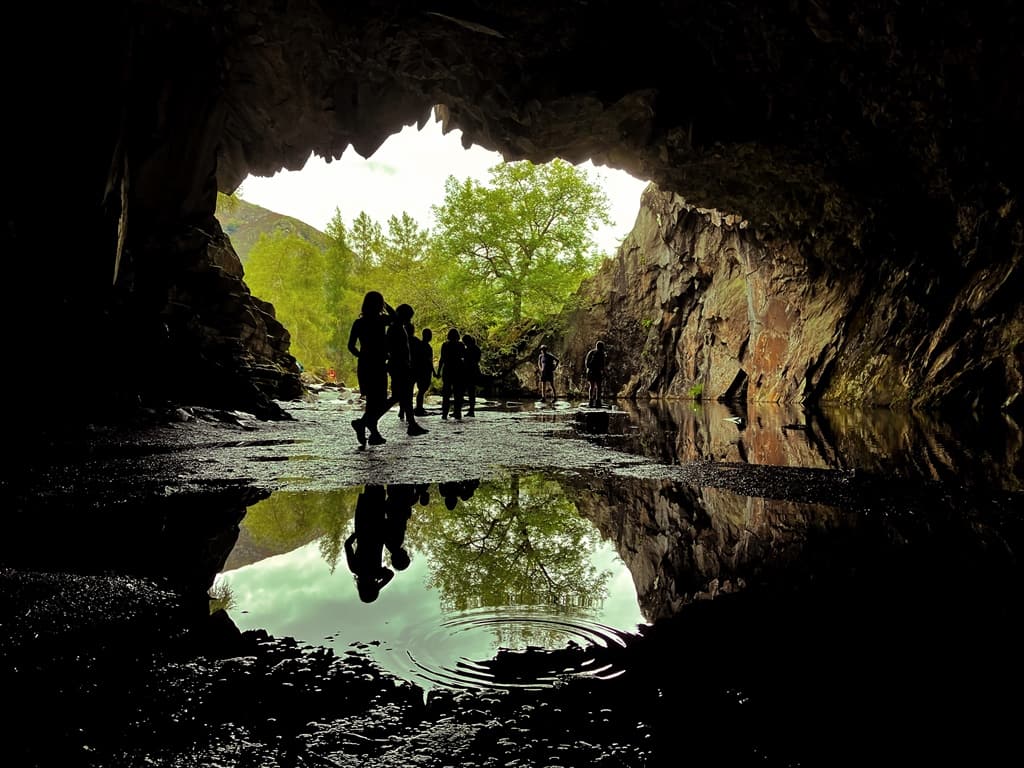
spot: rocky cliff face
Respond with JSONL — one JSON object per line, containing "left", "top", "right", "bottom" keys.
{"left": 4, "top": 1, "right": 1022, "bottom": 425}
{"left": 562, "top": 187, "right": 1022, "bottom": 413}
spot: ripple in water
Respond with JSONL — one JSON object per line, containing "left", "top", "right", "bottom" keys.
{"left": 378, "top": 605, "right": 639, "bottom": 692}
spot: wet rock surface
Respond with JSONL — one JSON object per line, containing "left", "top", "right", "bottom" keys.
{"left": 2, "top": 392, "right": 1022, "bottom": 767}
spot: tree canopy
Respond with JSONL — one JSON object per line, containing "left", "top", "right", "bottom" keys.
{"left": 218, "top": 157, "right": 618, "bottom": 383}
{"left": 432, "top": 158, "right": 611, "bottom": 327}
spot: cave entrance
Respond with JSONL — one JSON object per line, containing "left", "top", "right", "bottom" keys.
{"left": 217, "top": 111, "right": 649, "bottom": 388}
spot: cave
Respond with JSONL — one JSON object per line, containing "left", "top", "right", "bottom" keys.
{"left": 4, "top": 1, "right": 1021, "bottom": 432}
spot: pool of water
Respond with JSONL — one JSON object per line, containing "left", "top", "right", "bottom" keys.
{"left": 216, "top": 474, "right": 647, "bottom": 693}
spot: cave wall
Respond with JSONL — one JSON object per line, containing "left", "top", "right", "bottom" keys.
{"left": 561, "top": 187, "right": 1023, "bottom": 412}
{"left": 3, "top": 1, "right": 1022, "bottom": 425}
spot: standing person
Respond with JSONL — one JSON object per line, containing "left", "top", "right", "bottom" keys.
{"left": 462, "top": 334, "right": 482, "bottom": 417}
{"left": 385, "top": 304, "right": 428, "bottom": 437}
{"left": 537, "top": 344, "right": 559, "bottom": 401}
{"left": 412, "top": 327, "right": 435, "bottom": 417}
{"left": 585, "top": 340, "right": 607, "bottom": 407}
{"left": 437, "top": 328, "right": 466, "bottom": 421}
{"left": 347, "top": 291, "right": 395, "bottom": 447}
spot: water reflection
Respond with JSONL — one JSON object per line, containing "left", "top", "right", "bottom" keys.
{"left": 217, "top": 473, "right": 644, "bottom": 692}
{"left": 596, "top": 399, "right": 1022, "bottom": 489}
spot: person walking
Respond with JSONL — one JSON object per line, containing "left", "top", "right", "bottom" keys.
{"left": 385, "top": 304, "right": 428, "bottom": 436}
{"left": 462, "top": 334, "right": 482, "bottom": 416}
{"left": 537, "top": 344, "right": 559, "bottom": 401}
{"left": 438, "top": 328, "right": 466, "bottom": 420}
{"left": 585, "top": 340, "right": 606, "bottom": 407}
{"left": 347, "top": 291, "right": 395, "bottom": 447}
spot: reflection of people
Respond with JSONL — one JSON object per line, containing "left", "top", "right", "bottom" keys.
{"left": 438, "top": 479, "right": 480, "bottom": 510}
{"left": 384, "top": 484, "right": 417, "bottom": 571}
{"left": 585, "top": 340, "right": 606, "bottom": 407}
{"left": 462, "top": 334, "right": 482, "bottom": 417}
{"left": 438, "top": 481, "right": 461, "bottom": 510}
{"left": 347, "top": 291, "right": 395, "bottom": 447}
{"left": 345, "top": 485, "right": 394, "bottom": 602}
{"left": 537, "top": 345, "right": 559, "bottom": 401}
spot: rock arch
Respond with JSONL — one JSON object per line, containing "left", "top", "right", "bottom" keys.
{"left": 4, "top": 2, "right": 1021, "bottom": 425}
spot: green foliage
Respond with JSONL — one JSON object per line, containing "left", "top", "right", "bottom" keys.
{"left": 688, "top": 383, "right": 704, "bottom": 400}
{"left": 411, "top": 474, "right": 611, "bottom": 614}
{"left": 431, "top": 158, "right": 610, "bottom": 327}
{"left": 244, "top": 231, "right": 333, "bottom": 372}
{"left": 241, "top": 488, "right": 362, "bottom": 572}
{"left": 216, "top": 189, "right": 242, "bottom": 215}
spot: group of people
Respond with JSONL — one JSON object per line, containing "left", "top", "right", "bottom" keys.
{"left": 346, "top": 290, "right": 484, "bottom": 448}
{"left": 346, "top": 289, "right": 609, "bottom": 449}
{"left": 537, "top": 339, "right": 606, "bottom": 407}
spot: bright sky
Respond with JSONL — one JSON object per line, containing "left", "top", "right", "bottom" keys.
{"left": 239, "top": 115, "right": 650, "bottom": 255}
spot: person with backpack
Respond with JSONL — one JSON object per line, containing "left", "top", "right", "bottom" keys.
{"left": 537, "top": 344, "right": 559, "bottom": 401}
{"left": 585, "top": 340, "right": 606, "bottom": 407}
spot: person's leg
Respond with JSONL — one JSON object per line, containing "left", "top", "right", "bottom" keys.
{"left": 453, "top": 382, "right": 464, "bottom": 419}
{"left": 466, "top": 376, "right": 476, "bottom": 416}
{"left": 441, "top": 379, "right": 451, "bottom": 419}
{"left": 414, "top": 377, "right": 428, "bottom": 415}
{"left": 400, "top": 376, "right": 427, "bottom": 435}
{"left": 363, "top": 369, "right": 394, "bottom": 444}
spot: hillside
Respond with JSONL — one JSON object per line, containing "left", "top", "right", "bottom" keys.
{"left": 216, "top": 197, "right": 330, "bottom": 262}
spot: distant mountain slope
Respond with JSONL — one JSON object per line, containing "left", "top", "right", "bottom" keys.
{"left": 216, "top": 197, "right": 330, "bottom": 262}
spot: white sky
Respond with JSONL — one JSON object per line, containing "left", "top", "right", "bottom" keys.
{"left": 239, "top": 114, "right": 650, "bottom": 255}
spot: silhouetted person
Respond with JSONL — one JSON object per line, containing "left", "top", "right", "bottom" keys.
{"left": 462, "top": 334, "right": 482, "bottom": 416}
{"left": 345, "top": 485, "right": 393, "bottom": 602}
{"left": 347, "top": 291, "right": 395, "bottom": 447}
{"left": 384, "top": 484, "right": 417, "bottom": 571}
{"left": 438, "top": 328, "right": 466, "bottom": 420}
{"left": 386, "top": 305, "right": 427, "bottom": 436}
{"left": 458, "top": 478, "right": 480, "bottom": 501}
{"left": 538, "top": 344, "right": 559, "bottom": 401}
{"left": 438, "top": 481, "right": 462, "bottom": 510}
{"left": 413, "top": 327, "right": 435, "bottom": 417}
{"left": 585, "top": 340, "right": 606, "bottom": 407}
{"left": 398, "top": 321, "right": 413, "bottom": 422}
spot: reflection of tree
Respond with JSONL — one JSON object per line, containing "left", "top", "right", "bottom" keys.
{"left": 241, "top": 488, "right": 362, "bottom": 572}
{"left": 208, "top": 579, "right": 235, "bottom": 613}
{"left": 416, "top": 474, "right": 611, "bottom": 613}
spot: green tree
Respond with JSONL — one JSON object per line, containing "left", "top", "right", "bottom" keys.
{"left": 323, "top": 208, "right": 364, "bottom": 381}
{"left": 216, "top": 188, "right": 243, "bottom": 215}
{"left": 431, "top": 159, "right": 611, "bottom": 326}
{"left": 244, "top": 231, "right": 332, "bottom": 370}
{"left": 412, "top": 474, "right": 611, "bottom": 617}
{"left": 241, "top": 488, "right": 362, "bottom": 573}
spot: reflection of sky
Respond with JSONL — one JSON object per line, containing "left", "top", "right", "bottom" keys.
{"left": 217, "top": 535, "right": 646, "bottom": 686}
